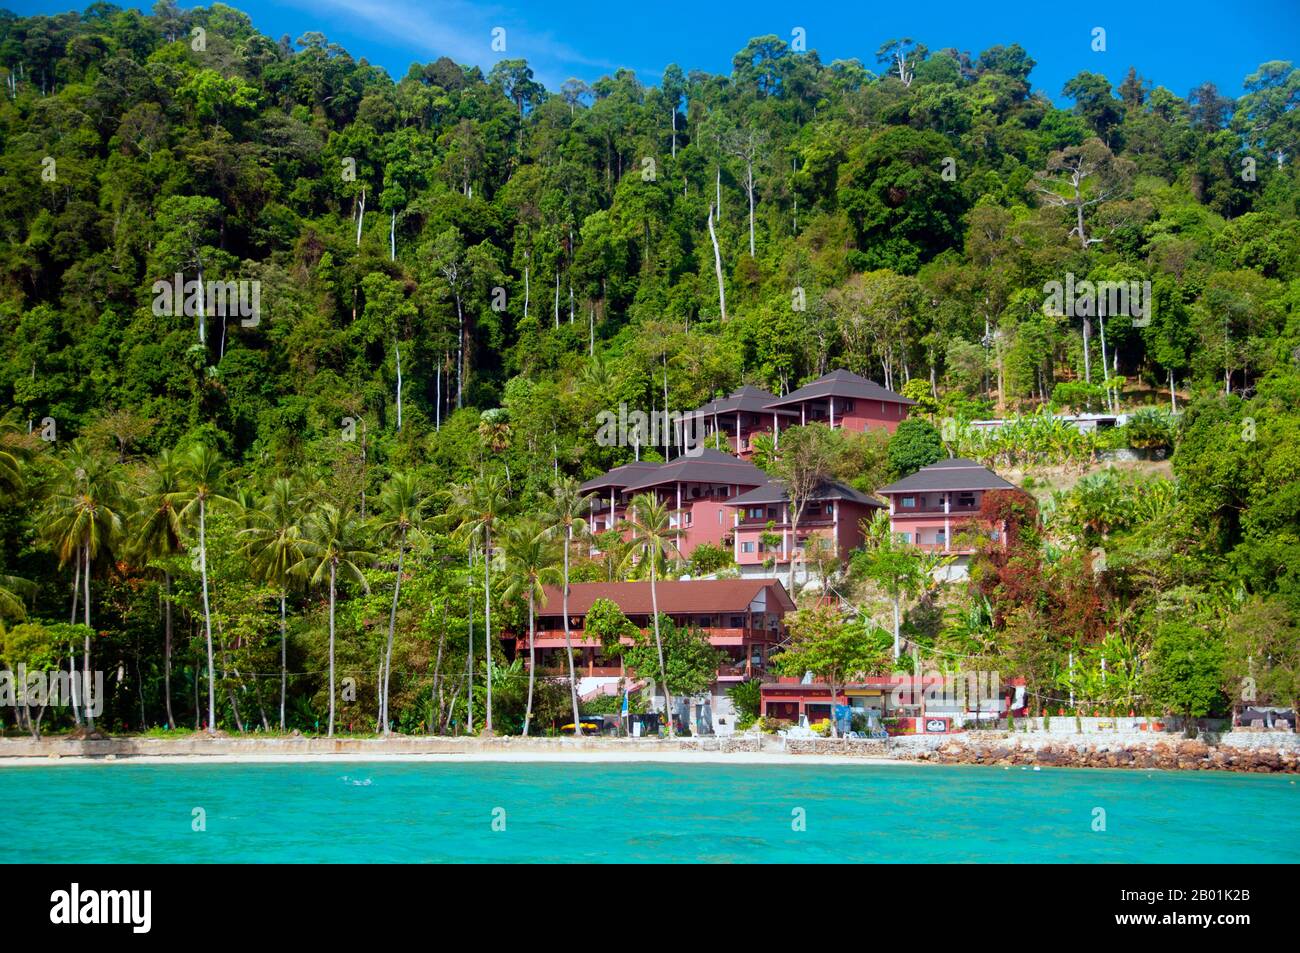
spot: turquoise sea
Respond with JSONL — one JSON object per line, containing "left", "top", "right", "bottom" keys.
{"left": 3, "top": 761, "right": 1298, "bottom": 863}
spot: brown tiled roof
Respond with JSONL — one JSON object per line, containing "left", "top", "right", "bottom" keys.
{"left": 619, "top": 448, "right": 769, "bottom": 492}
{"left": 536, "top": 579, "right": 796, "bottom": 617}
{"left": 579, "top": 461, "right": 662, "bottom": 492}
{"left": 726, "top": 479, "right": 883, "bottom": 508}
{"left": 687, "top": 385, "right": 799, "bottom": 418}
{"left": 877, "top": 458, "right": 1017, "bottom": 494}
{"left": 764, "top": 369, "right": 916, "bottom": 408}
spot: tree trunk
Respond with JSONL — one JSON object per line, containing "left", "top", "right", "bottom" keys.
{"left": 83, "top": 544, "right": 94, "bottom": 731}
{"left": 523, "top": 592, "right": 536, "bottom": 737}
{"left": 164, "top": 571, "right": 175, "bottom": 730}
{"left": 279, "top": 590, "right": 287, "bottom": 731}
{"left": 327, "top": 561, "right": 337, "bottom": 736}
{"left": 484, "top": 528, "right": 494, "bottom": 734}
{"left": 380, "top": 528, "right": 406, "bottom": 735}
{"left": 199, "top": 500, "right": 216, "bottom": 733}
{"left": 708, "top": 206, "right": 727, "bottom": 322}
{"left": 650, "top": 563, "right": 674, "bottom": 738}
{"left": 562, "top": 527, "right": 582, "bottom": 736}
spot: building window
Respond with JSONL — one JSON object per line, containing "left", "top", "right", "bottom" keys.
{"left": 742, "top": 542, "right": 755, "bottom": 553}
{"left": 935, "top": 532, "right": 946, "bottom": 544}
{"left": 717, "top": 510, "right": 723, "bottom": 525}
{"left": 958, "top": 493, "right": 976, "bottom": 507}
{"left": 748, "top": 507, "right": 764, "bottom": 519}
{"left": 902, "top": 497, "right": 916, "bottom": 508}
{"left": 900, "top": 532, "right": 913, "bottom": 544}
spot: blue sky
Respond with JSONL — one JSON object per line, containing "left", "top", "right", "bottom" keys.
{"left": 9, "top": 0, "right": 1300, "bottom": 102}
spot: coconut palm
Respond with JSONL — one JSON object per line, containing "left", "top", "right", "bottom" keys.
{"left": 500, "top": 517, "right": 561, "bottom": 736}
{"left": 542, "top": 477, "right": 594, "bottom": 735}
{"left": 620, "top": 492, "right": 684, "bottom": 737}
{"left": 43, "top": 439, "right": 125, "bottom": 730}
{"left": 293, "top": 503, "right": 375, "bottom": 736}
{"left": 168, "top": 443, "right": 233, "bottom": 734}
{"left": 447, "top": 472, "right": 509, "bottom": 734}
{"left": 240, "top": 477, "right": 309, "bottom": 730}
{"left": 0, "top": 573, "right": 36, "bottom": 620}
{"left": 373, "top": 472, "right": 430, "bottom": 735}
{"left": 131, "top": 449, "right": 184, "bottom": 728}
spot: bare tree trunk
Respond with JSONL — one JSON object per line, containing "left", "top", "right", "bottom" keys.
{"left": 380, "top": 528, "right": 407, "bottom": 735}
{"left": 562, "top": 528, "right": 582, "bottom": 736}
{"left": 164, "top": 572, "right": 175, "bottom": 729}
{"left": 708, "top": 206, "right": 727, "bottom": 322}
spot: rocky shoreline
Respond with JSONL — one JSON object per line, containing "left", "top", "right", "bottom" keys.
{"left": 777, "top": 731, "right": 1300, "bottom": 773}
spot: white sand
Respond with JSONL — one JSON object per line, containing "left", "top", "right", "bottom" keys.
{"left": 0, "top": 750, "right": 913, "bottom": 768}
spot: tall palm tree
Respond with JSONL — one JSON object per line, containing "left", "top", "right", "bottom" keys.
{"left": 0, "top": 573, "right": 36, "bottom": 620}
{"left": 240, "top": 477, "right": 308, "bottom": 730}
{"left": 447, "top": 472, "right": 509, "bottom": 734}
{"left": 131, "top": 449, "right": 184, "bottom": 729}
{"left": 500, "top": 517, "right": 560, "bottom": 736}
{"left": 542, "top": 477, "right": 594, "bottom": 736}
{"left": 620, "top": 492, "right": 684, "bottom": 737}
{"left": 374, "top": 472, "right": 429, "bottom": 735}
{"left": 168, "top": 444, "right": 232, "bottom": 734}
{"left": 293, "top": 503, "right": 375, "bottom": 736}
{"left": 44, "top": 439, "right": 125, "bottom": 731}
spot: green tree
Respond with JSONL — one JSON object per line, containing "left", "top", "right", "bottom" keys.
{"left": 620, "top": 492, "right": 684, "bottom": 736}
{"left": 541, "top": 476, "right": 594, "bottom": 735}
{"left": 499, "top": 517, "right": 560, "bottom": 736}
{"left": 1145, "top": 621, "right": 1226, "bottom": 730}
{"left": 293, "top": 504, "right": 376, "bottom": 736}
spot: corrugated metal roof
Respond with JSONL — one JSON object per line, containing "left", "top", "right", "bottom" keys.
{"left": 726, "top": 479, "right": 883, "bottom": 508}
{"left": 764, "top": 369, "right": 916, "bottom": 408}
{"left": 877, "top": 458, "right": 1017, "bottom": 494}
{"left": 536, "top": 579, "right": 796, "bottom": 616}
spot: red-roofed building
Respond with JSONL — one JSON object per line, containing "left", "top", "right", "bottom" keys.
{"left": 684, "top": 385, "right": 799, "bottom": 459}
{"left": 876, "top": 457, "right": 1017, "bottom": 556}
{"left": 510, "top": 579, "right": 795, "bottom": 733}
{"left": 580, "top": 449, "right": 769, "bottom": 560}
{"left": 763, "top": 370, "right": 915, "bottom": 435}
{"left": 723, "top": 479, "right": 884, "bottom": 581}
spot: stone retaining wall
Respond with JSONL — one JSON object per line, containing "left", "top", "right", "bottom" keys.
{"left": 896, "top": 733, "right": 1298, "bottom": 773}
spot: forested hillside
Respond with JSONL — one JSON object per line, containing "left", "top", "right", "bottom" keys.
{"left": 1, "top": 3, "right": 1298, "bottom": 736}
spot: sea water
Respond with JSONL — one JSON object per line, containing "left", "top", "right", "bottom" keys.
{"left": 2, "top": 761, "right": 1296, "bottom": 863}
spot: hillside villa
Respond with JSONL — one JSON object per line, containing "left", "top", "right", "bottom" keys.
{"left": 724, "top": 479, "right": 883, "bottom": 581}
{"left": 683, "top": 385, "right": 798, "bottom": 459}
{"left": 580, "top": 449, "right": 769, "bottom": 558}
{"left": 510, "top": 578, "right": 796, "bottom": 734}
{"left": 762, "top": 369, "right": 915, "bottom": 434}
{"left": 877, "top": 457, "right": 1017, "bottom": 576}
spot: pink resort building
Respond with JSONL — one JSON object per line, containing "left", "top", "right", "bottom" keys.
{"left": 762, "top": 369, "right": 915, "bottom": 435}
{"left": 511, "top": 579, "right": 796, "bottom": 733}
{"left": 876, "top": 458, "right": 1017, "bottom": 561}
{"left": 685, "top": 385, "right": 799, "bottom": 459}
{"left": 723, "top": 479, "right": 884, "bottom": 581}
{"left": 580, "top": 448, "right": 769, "bottom": 559}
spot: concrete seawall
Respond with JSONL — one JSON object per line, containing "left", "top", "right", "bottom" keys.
{"left": 1, "top": 731, "right": 1295, "bottom": 772}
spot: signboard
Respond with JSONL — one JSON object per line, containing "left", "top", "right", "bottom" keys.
{"left": 925, "top": 717, "right": 950, "bottom": 734}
